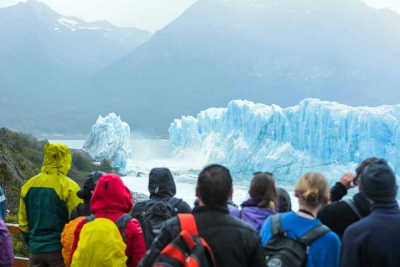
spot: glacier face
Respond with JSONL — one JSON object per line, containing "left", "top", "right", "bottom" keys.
{"left": 169, "top": 99, "right": 400, "bottom": 183}
{"left": 83, "top": 113, "right": 134, "bottom": 175}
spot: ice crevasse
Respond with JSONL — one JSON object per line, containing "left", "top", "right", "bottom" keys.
{"left": 83, "top": 113, "right": 135, "bottom": 175}
{"left": 169, "top": 99, "right": 400, "bottom": 183}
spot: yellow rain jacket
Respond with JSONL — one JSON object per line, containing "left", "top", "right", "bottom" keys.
{"left": 18, "top": 143, "right": 82, "bottom": 253}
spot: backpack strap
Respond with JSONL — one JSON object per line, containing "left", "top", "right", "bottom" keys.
{"left": 115, "top": 214, "right": 133, "bottom": 242}
{"left": 86, "top": 214, "right": 96, "bottom": 222}
{"left": 270, "top": 213, "right": 283, "bottom": 237}
{"left": 168, "top": 197, "right": 183, "bottom": 213}
{"left": 239, "top": 210, "right": 243, "bottom": 219}
{"left": 178, "top": 214, "right": 198, "bottom": 235}
{"left": 299, "top": 224, "right": 331, "bottom": 245}
{"left": 343, "top": 198, "right": 363, "bottom": 220}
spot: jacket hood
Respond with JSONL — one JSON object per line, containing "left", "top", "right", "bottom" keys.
{"left": 90, "top": 173, "right": 133, "bottom": 215}
{"left": 277, "top": 187, "right": 292, "bottom": 212}
{"left": 77, "top": 171, "right": 106, "bottom": 200}
{"left": 41, "top": 143, "right": 72, "bottom": 175}
{"left": 148, "top": 168, "right": 176, "bottom": 198}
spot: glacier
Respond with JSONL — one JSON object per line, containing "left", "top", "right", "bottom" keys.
{"left": 169, "top": 99, "right": 400, "bottom": 184}
{"left": 83, "top": 113, "right": 135, "bottom": 175}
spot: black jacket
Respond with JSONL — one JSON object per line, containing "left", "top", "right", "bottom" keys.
{"left": 138, "top": 206, "right": 266, "bottom": 267}
{"left": 317, "top": 182, "right": 370, "bottom": 239}
{"left": 340, "top": 202, "right": 400, "bottom": 267}
{"left": 70, "top": 202, "right": 91, "bottom": 220}
{"left": 131, "top": 168, "right": 192, "bottom": 217}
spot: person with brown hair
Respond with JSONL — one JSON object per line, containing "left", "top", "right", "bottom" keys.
{"left": 230, "top": 172, "right": 278, "bottom": 231}
{"left": 317, "top": 157, "right": 377, "bottom": 239}
{"left": 260, "top": 172, "right": 340, "bottom": 267}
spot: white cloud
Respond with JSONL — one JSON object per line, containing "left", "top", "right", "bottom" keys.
{"left": 1, "top": 0, "right": 399, "bottom": 32}
{"left": 362, "top": 0, "right": 400, "bottom": 13}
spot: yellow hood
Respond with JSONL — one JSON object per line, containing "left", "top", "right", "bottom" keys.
{"left": 41, "top": 143, "right": 72, "bottom": 175}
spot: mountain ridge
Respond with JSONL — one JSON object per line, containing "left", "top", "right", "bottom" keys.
{"left": 69, "top": 0, "right": 400, "bottom": 135}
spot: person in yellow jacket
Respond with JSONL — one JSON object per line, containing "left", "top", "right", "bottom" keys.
{"left": 18, "top": 143, "right": 82, "bottom": 267}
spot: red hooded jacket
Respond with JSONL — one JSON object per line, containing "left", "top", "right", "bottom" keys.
{"left": 70, "top": 174, "right": 146, "bottom": 267}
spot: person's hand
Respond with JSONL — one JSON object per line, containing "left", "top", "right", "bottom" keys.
{"left": 6, "top": 209, "right": 10, "bottom": 217}
{"left": 339, "top": 173, "right": 357, "bottom": 190}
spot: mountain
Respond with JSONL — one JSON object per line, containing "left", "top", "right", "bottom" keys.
{"left": 69, "top": 0, "right": 400, "bottom": 135}
{"left": 169, "top": 99, "right": 400, "bottom": 183}
{"left": 0, "top": 0, "right": 151, "bottom": 133}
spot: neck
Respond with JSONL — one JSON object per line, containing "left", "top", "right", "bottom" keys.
{"left": 297, "top": 204, "right": 320, "bottom": 219}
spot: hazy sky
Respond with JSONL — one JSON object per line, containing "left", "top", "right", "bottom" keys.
{"left": 0, "top": 0, "right": 399, "bottom": 32}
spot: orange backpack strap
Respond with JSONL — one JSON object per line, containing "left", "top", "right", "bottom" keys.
{"left": 178, "top": 214, "right": 198, "bottom": 235}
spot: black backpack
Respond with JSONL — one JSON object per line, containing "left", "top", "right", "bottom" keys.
{"left": 151, "top": 214, "right": 216, "bottom": 267}
{"left": 264, "top": 213, "right": 331, "bottom": 267}
{"left": 138, "top": 197, "right": 182, "bottom": 248}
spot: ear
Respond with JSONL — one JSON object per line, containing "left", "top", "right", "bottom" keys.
{"left": 324, "top": 195, "right": 330, "bottom": 205}
{"left": 294, "top": 189, "right": 299, "bottom": 198}
{"left": 196, "top": 187, "right": 200, "bottom": 198}
{"left": 229, "top": 188, "right": 233, "bottom": 200}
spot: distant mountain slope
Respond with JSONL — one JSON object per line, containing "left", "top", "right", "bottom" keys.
{"left": 72, "top": 0, "right": 400, "bottom": 135}
{"left": 0, "top": 0, "right": 151, "bottom": 133}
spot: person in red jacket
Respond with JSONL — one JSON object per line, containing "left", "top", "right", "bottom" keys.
{"left": 70, "top": 173, "right": 146, "bottom": 267}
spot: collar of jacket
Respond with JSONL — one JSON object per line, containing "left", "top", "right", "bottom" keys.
{"left": 353, "top": 192, "right": 371, "bottom": 216}
{"left": 241, "top": 199, "right": 262, "bottom": 207}
{"left": 371, "top": 201, "right": 399, "bottom": 213}
{"left": 192, "top": 205, "right": 229, "bottom": 214}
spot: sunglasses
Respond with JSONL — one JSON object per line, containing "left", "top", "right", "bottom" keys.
{"left": 253, "top": 172, "right": 274, "bottom": 176}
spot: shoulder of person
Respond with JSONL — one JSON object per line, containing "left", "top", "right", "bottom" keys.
{"left": 227, "top": 213, "right": 261, "bottom": 235}
{"left": 176, "top": 199, "right": 192, "bottom": 211}
{"left": 125, "top": 217, "right": 142, "bottom": 233}
{"left": 320, "top": 229, "right": 341, "bottom": 244}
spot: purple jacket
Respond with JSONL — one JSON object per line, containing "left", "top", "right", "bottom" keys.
{"left": 230, "top": 199, "right": 277, "bottom": 232}
{"left": 0, "top": 218, "right": 14, "bottom": 267}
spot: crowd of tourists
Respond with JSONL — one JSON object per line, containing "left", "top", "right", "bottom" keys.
{"left": 1, "top": 142, "right": 400, "bottom": 267}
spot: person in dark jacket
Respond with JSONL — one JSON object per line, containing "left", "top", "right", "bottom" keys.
{"left": 317, "top": 157, "right": 377, "bottom": 239}
{"left": 138, "top": 164, "right": 266, "bottom": 267}
{"left": 70, "top": 171, "right": 105, "bottom": 219}
{"left": 131, "top": 167, "right": 192, "bottom": 217}
{"left": 340, "top": 159, "right": 400, "bottom": 267}
{"left": 194, "top": 198, "right": 238, "bottom": 210}
{"left": 277, "top": 187, "right": 292, "bottom": 212}
{"left": 230, "top": 172, "right": 278, "bottom": 231}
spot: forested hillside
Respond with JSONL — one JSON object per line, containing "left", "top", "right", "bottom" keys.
{"left": 0, "top": 127, "right": 111, "bottom": 213}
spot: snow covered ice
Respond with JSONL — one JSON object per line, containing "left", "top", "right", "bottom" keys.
{"left": 169, "top": 99, "right": 400, "bottom": 184}
{"left": 83, "top": 113, "right": 135, "bottom": 175}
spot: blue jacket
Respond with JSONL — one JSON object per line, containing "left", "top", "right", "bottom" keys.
{"left": 340, "top": 201, "right": 400, "bottom": 267}
{"left": 0, "top": 186, "right": 6, "bottom": 220}
{"left": 260, "top": 211, "right": 340, "bottom": 267}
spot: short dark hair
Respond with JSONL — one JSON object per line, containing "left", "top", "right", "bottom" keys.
{"left": 197, "top": 164, "right": 232, "bottom": 207}
{"left": 354, "top": 157, "right": 378, "bottom": 185}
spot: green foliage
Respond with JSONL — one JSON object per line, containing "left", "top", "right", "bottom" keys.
{"left": 71, "top": 152, "right": 93, "bottom": 172}
{"left": 0, "top": 128, "right": 121, "bottom": 257}
{"left": 5, "top": 214, "right": 30, "bottom": 257}
{"left": 99, "top": 159, "right": 113, "bottom": 173}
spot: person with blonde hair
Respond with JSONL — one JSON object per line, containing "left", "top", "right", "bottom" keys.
{"left": 230, "top": 172, "right": 278, "bottom": 231}
{"left": 260, "top": 172, "right": 340, "bottom": 267}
